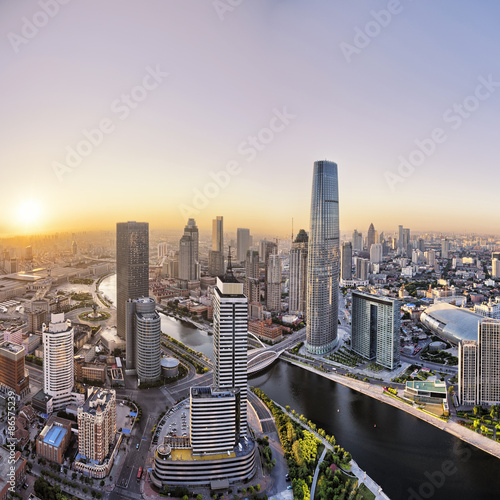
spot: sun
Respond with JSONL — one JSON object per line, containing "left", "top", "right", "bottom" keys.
{"left": 17, "top": 199, "right": 43, "bottom": 226}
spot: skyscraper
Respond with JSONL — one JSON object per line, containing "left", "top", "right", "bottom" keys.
{"left": 306, "top": 160, "right": 340, "bottom": 354}
{"left": 289, "top": 229, "right": 308, "bottom": 316}
{"left": 0, "top": 342, "right": 30, "bottom": 399}
{"left": 244, "top": 250, "right": 260, "bottom": 304}
{"left": 212, "top": 258, "right": 248, "bottom": 436}
{"left": 237, "top": 228, "right": 251, "bottom": 262}
{"left": 116, "top": 222, "right": 149, "bottom": 340}
{"left": 263, "top": 240, "right": 278, "bottom": 304}
{"left": 43, "top": 313, "right": 74, "bottom": 410}
{"left": 179, "top": 219, "right": 199, "bottom": 281}
{"left": 266, "top": 253, "right": 282, "bottom": 313}
{"left": 208, "top": 216, "right": 225, "bottom": 276}
{"left": 441, "top": 238, "right": 450, "bottom": 259}
{"left": 341, "top": 241, "right": 353, "bottom": 281}
{"left": 367, "top": 223, "right": 376, "bottom": 251}
{"left": 351, "top": 291, "right": 401, "bottom": 370}
{"left": 370, "top": 243, "right": 383, "bottom": 264}
{"left": 126, "top": 297, "right": 161, "bottom": 382}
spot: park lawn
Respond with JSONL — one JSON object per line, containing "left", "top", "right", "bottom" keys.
{"left": 357, "top": 482, "right": 376, "bottom": 500}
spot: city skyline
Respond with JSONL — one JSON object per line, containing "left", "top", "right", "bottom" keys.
{"left": 2, "top": 2, "right": 500, "bottom": 236}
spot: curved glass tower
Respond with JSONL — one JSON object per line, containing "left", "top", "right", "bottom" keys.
{"left": 306, "top": 160, "right": 340, "bottom": 354}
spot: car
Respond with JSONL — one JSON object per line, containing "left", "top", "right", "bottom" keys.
{"left": 136, "top": 443, "right": 139, "bottom": 449}
{"left": 23, "top": 483, "right": 29, "bottom": 490}
{"left": 287, "top": 485, "right": 293, "bottom": 489}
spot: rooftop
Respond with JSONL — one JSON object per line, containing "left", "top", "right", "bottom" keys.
{"left": 406, "top": 381, "right": 446, "bottom": 394}
{"left": 0, "top": 341, "right": 24, "bottom": 354}
{"left": 43, "top": 425, "right": 67, "bottom": 448}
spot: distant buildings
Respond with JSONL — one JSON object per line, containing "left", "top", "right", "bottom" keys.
{"left": 76, "top": 388, "right": 117, "bottom": 477}
{"left": 126, "top": 297, "right": 161, "bottom": 382}
{"left": 266, "top": 254, "right": 282, "bottom": 313}
{"left": 355, "top": 258, "right": 370, "bottom": 281}
{"left": 0, "top": 341, "right": 29, "bottom": 398}
{"left": 179, "top": 219, "right": 199, "bottom": 281}
{"left": 492, "top": 258, "right": 500, "bottom": 279}
{"left": 237, "top": 228, "right": 251, "bottom": 262}
{"left": 116, "top": 221, "right": 149, "bottom": 340}
{"left": 306, "top": 160, "right": 340, "bottom": 354}
{"left": 43, "top": 313, "right": 74, "bottom": 410}
{"left": 289, "top": 230, "right": 308, "bottom": 316}
{"left": 340, "top": 241, "right": 352, "bottom": 281}
{"left": 351, "top": 291, "right": 400, "bottom": 370}
{"left": 459, "top": 319, "right": 500, "bottom": 406}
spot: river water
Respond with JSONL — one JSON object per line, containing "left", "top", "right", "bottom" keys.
{"left": 100, "top": 275, "right": 499, "bottom": 499}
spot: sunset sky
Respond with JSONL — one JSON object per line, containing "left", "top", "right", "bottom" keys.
{"left": 1, "top": 0, "right": 500, "bottom": 237}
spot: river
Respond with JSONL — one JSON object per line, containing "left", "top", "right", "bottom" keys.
{"left": 99, "top": 275, "right": 499, "bottom": 498}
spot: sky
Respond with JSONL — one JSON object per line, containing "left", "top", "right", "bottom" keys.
{"left": 1, "top": 0, "right": 500, "bottom": 238}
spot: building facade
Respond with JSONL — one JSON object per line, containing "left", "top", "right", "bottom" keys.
{"left": 340, "top": 241, "right": 352, "bottom": 281}
{"left": 116, "top": 222, "right": 149, "bottom": 340}
{"left": 236, "top": 228, "right": 251, "bottom": 263}
{"left": 306, "top": 160, "right": 340, "bottom": 354}
{"left": 351, "top": 292, "right": 401, "bottom": 370}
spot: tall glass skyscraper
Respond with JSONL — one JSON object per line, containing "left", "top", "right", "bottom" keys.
{"left": 116, "top": 222, "right": 149, "bottom": 340}
{"left": 306, "top": 160, "right": 340, "bottom": 354}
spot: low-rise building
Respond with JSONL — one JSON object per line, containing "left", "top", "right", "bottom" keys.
{"left": 36, "top": 416, "right": 73, "bottom": 464}
{"left": 0, "top": 448, "right": 26, "bottom": 500}
{"left": 248, "top": 319, "right": 283, "bottom": 344}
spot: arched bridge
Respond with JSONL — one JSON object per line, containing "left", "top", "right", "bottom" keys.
{"left": 247, "top": 348, "right": 284, "bottom": 375}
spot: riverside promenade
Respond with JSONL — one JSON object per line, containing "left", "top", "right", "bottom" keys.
{"left": 284, "top": 358, "right": 500, "bottom": 460}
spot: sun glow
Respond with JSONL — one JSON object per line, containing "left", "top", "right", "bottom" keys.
{"left": 17, "top": 199, "right": 43, "bottom": 227}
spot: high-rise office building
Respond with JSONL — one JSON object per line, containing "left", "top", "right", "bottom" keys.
{"left": 289, "top": 230, "right": 308, "bottom": 316}
{"left": 208, "top": 216, "right": 225, "bottom": 276}
{"left": 306, "top": 160, "right": 340, "bottom": 354}
{"left": 179, "top": 219, "right": 199, "bottom": 281}
{"left": 425, "top": 250, "right": 436, "bottom": 267}
{"left": 158, "top": 242, "right": 168, "bottom": 259}
{"left": 77, "top": 388, "right": 116, "bottom": 464}
{"left": 0, "top": 342, "right": 29, "bottom": 398}
{"left": 370, "top": 243, "right": 383, "bottom": 264}
{"left": 352, "top": 230, "right": 363, "bottom": 252}
{"left": 351, "top": 291, "right": 400, "bottom": 370}
{"left": 116, "top": 222, "right": 149, "bottom": 340}
{"left": 341, "top": 241, "right": 353, "bottom": 281}
{"left": 459, "top": 319, "right": 500, "bottom": 406}
{"left": 43, "top": 313, "right": 74, "bottom": 410}
{"left": 367, "top": 223, "right": 376, "bottom": 251}
{"left": 266, "top": 254, "right": 282, "bottom": 313}
{"left": 355, "top": 258, "right": 370, "bottom": 281}
{"left": 262, "top": 240, "right": 278, "bottom": 304}
{"left": 126, "top": 297, "right": 161, "bottom": 382}
{"left": 237, "top": 228, "right": 251, "bottom": 262}
{"left": 71, "top": 241, "right": 77, "bottom": 256}
{"left": 212, "top": 260, "right": 248, "bottom": 436}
